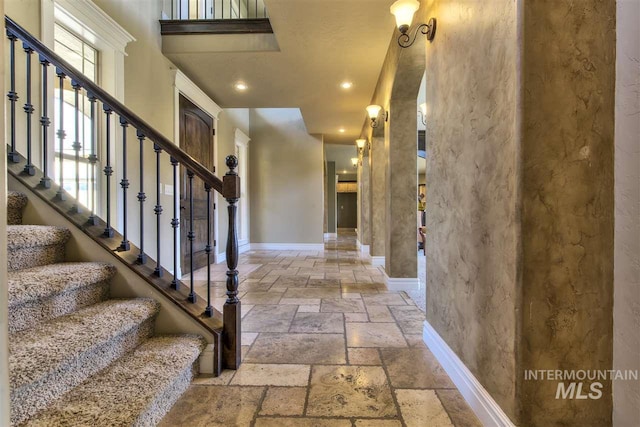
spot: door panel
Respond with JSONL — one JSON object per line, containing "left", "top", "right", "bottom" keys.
{"left": 337, "top": 192, "right": 357, "bottom": 229}
{"left": 179, "top": 95, "right": 214, "bottom": 274}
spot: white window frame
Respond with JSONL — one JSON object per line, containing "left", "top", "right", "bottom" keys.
{"left": 40, "top": 0, "right": 135, "bottom": 228}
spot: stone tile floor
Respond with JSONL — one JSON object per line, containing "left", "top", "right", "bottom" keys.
{"left": 164, "top": 231, "right": 480, "bottom": 426}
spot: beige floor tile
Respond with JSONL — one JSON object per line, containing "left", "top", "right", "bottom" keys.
{"left": 436, "top": 389, "right": 483, "bottom": 427}
{"left": 243, "top": 332, "right": 259, "bottom": 345}
{"left": 298, "top": 305, "right": 320, "bottom": 313}
{"left": 255, "top": 418, "right": 352, "bottom": 427}
{"left": 395, "top": 389, "right": 454, "bottom": 427}
{"left": 230, "top": 363, "right": 310, "bottom": 386}
{"left": 279, "top": 298, "right": 322, "bottom": 305}
{"left": 344, "top": 312, "right": 369, "bottom": 322}
{"left": 381, "top": 347, "right": 455, "bottom": 388}
{"left": 342, "top": 292, "right": 362, "bottom": 299}
{"left": 348, "top": 348, "right": 382, "bottom": 365}
{"left": 241, "top": 291, "right": 284, "bottom": 304}
{"left": 362, "top": 293, "right": 407, "bottom": 306}
{"left": 321, "top": 298, "right": 366, "bottom": 313}
{"left": 354, "top": 420, "right": 403, "bottom": 427}
{"left": 366, "top": 305, "right": 395, "bottom": 322}
{"left": 259, "top": 387, "right": 307, "bottom": 416}
{"left": 285, "top": 288, "right": 341, "bottom": 299}
{"left": 159, "top": 385, "right": 263, "bottom": 427}
{"left": 289, "top": 312, "right": 345, "bottom": 333}
{"left": 346, "top": 322, "right": 407, "bottom": 348}
{"left": 192, "top": 369, "right": 235, "bottom": 386}
{"left": 243, "top": 304, "right": 298, "bottom": 332}
{"left": 245, "top": 333, "right": 346, "bottom": 364}
{"left": 306, "top": 365, "right": 397, "bottom": 418}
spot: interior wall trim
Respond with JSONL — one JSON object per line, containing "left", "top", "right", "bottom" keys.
{"left": 382, "top": 273, "right": 420, "bottom": 291}
{"left": 422, "top": 320, "right": 516, "bottom": 427}
{"left": 370, "top": 256, "right": 385, "bottom": 267}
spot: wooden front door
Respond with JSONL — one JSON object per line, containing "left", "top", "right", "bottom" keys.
{"left": 337, "top": 192, "right": 357, "bottom": 229}
{"left": 179, "top": 95, "right": 215, "bottom": 274}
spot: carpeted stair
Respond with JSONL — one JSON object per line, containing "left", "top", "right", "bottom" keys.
{"left": 7, "top": 191, "right": 205, "bottom": 426}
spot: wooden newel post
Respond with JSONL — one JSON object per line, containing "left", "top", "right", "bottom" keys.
{"left": 222, "top": 155, "right": 241, "bottom": 369}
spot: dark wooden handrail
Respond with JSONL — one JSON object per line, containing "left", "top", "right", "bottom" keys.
{"left": 5, "top": 15, "right": 226, "bottom": 197}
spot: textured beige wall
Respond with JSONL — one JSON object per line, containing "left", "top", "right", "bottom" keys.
{"left": 520, "top": 0, "right": 615, "bottom": 425}
{"left": 613, "top": 1, "right": 640, "bottom": 424}
{"left": 249, "top": 108, "right": 324, "bottom": 244}
{"left": 424, "top": 0, "right": 519, "bottom": 419}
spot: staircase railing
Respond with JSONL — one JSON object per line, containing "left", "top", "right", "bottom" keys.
{"left": 166, "top": 0, "right": 268, "bottom": 20}
{"left": 5, "top": 16, "right": 242, "bottom": 370}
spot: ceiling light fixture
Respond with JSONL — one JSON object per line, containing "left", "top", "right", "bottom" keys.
{"left": 390, "top": 0, "right": 436, "bottom": 48}
{"left": 234, "top": 82, "right": 248, "bottom": 91}
{"left": 340, "top": 81, "right": 353, "bottom": 89}
{"left": 366, "top": 105, "right": 387, "bottom": 128}
{"left": 339, "top": 128, "right": 346, "bottom": 133}
{"left": 418, "top": 102, "right": 427, "bottom": 126}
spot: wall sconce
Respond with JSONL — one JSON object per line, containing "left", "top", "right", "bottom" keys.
{"left": 418, "top": 102, "right": 427, "bottom": 126}
{"left": 356, "top": 138, "right": 366, "bottom": 154}
{"left": 351, "top": 157, "right": 358, "bottom": 168}
{"left": 366, "top": 105, "right": 387, "bottom": 128}
{"left": 390, "top": 0, "right": 436, "bottom": 48}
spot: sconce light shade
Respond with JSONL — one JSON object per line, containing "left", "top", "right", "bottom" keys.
{"left": 366, "top": 105, "right": 382, "bottom": 120}
{"left": 390, "top": 0, "right": 420, "bottom": 33}
{"left": 356, "top": 139, "right": 366, "bottom": 149}
{"left": 351, "top": 157, "right": 358, "bottom": 167}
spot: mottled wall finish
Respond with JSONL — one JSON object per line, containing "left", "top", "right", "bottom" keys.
{"left": 360, "top": 147, "right": 371, "bottom": 246}
{"left": 520, "top": 0, "right": 615, "bottom": 425}
{"left": 370, "top": 132, "right": 386, "bottom": 257}
{"left": 613, "top": 2, "right": 640, "bottom": 425}
{"left": 424, "top": 0, "right": 519, "bottom": 419}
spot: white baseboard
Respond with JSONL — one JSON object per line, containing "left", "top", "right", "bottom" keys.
{"left": 383, "top": 273, "right": 421, "bottom": 291}
{"left": 422, "top": 321, "right": 515, "bottom": 427}
{"left": 198, "top": 344, "right": 215, "bottom": 374}
{"left": 370, "top": 256, "right": 385, "bottom": 267}
{"left": 250, "top": 243, "right": 325, "bottom": 251}
{"left": 324, "top": 233, "right": 337, "bottom": 238}
{"left": 216, "top": 244, "right": 250, "bottom": 264}
{"left": 360, "top": 244, "right": 370, "bottom": 256}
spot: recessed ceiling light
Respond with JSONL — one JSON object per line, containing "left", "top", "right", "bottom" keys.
{"left": 342, "top": 170, "right": 347, "bottom": 174}
{"left": 339, "top": 128, "right": 346, "bottom": 133}
{"left": 340, "top": 81, "right": 353, "bottom": 89}
{"left": 234, "top": 82, "right": 248, "bottom": 91}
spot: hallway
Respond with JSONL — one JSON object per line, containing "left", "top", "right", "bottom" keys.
{"left": 167, "top": 232, "right": 480, "bottom": 426}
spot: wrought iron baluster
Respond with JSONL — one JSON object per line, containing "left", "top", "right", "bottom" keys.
{"left": 119, "top": 117, "right": 130, "bottom": 251}
{"left": 170, "top": 157, "right": 179, "bottom": 286}
{"left": 136, "top": 130, "right": 147, "bottom": 264}
{"left": 103, "top": 105, "right": 114, "bottom": 237}
{"left": 187, "top": 170, "right": 196, "bottom": 303}
{"left": 154, "top": 145, "right": 163, "bottom": 277}
{"left": 23, "top": 43, "right": 35, "bottom": 175}
{"left": 39, "top": 57, "right": 51, "bottom": 188}
{"left": 205, "top": 183, "right": 213, "bottom": 317}
{"left": 71, "top": 80, "right": 82, "bottom": 212}
{"left": 223, "top": 155, "right": 241, "bottom": 369}
{"left": 56, "top": 69, "right": 66, "bottom": 201}
{"left": 7, "top": 31, "right": 19, "bottom": 163}
{"left": 87, "top": 93, "right": 98, "bottom": 225}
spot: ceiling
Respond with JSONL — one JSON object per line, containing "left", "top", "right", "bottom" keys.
{"left": 325, "top": 144, "right": 359, "bottom": 173}
{"left": 163, "top": 0, "right": 398, "bottom": 145}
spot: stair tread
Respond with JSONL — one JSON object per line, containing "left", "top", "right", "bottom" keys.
{"left": 8, "top": 262, "right": 116, "bottom": 307}
{"left": 9, "top": 298, "right": 159, "bottom": 389}
{"left": 7, "top": 225, "right": 70, "bottom": 249}
{"left": 25, "top": 335, "right": 205, "bottom": 426}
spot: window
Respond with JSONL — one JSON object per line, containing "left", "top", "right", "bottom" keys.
{"left": 52, "top": 23, "right": 98, "bottom": 209}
